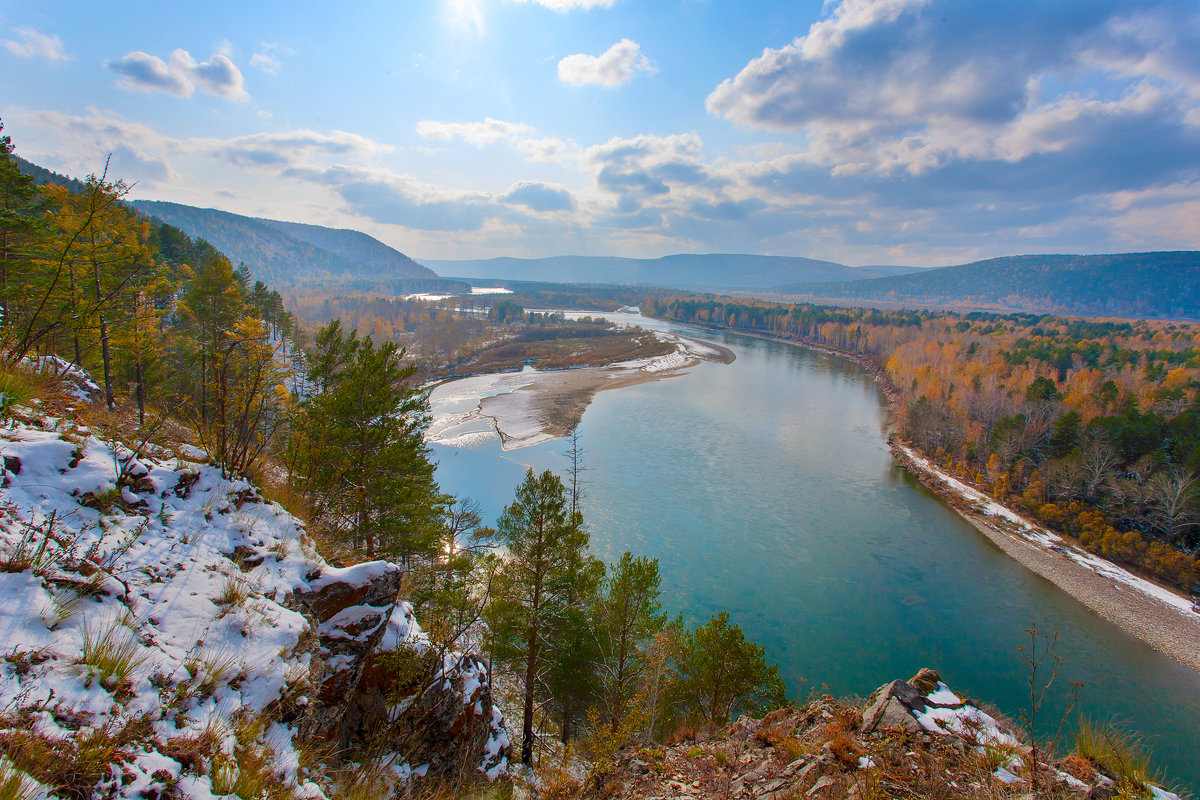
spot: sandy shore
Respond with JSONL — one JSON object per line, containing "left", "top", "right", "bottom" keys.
{"left": 427, "top": 332, "right": 734, "bottom": 450}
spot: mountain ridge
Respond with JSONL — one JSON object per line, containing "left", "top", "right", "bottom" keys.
{"left": 772, "top": 251, "right": 1200, "bottom": 319}
{"left": 420, "top": 253, "right": 924, "bottom": 292}
{"left": 132, "top": 200, "right": 448, "bottom": 292}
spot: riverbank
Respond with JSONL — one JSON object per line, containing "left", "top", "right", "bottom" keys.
{"left": 426, "top": 331, "right": 734, "bottom": 450}
{"left": 893, "top": 443, "right": 1200, "bottom": 675}
{"left": 651, "top": 314, "right": 1200, "bottom": 675}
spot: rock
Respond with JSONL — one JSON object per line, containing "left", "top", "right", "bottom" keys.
{"left": 1086, "top": 785, "right": 1119, "bottom": 800}
{"left": 286, "top": 564, "right": 510, "bottom": 777}
{"left": 909, "top": 667, "right": 943, "bottom": 695}
{"left": 3, "top": 455, "right": 21, "bottom": 475}
{"left": 730, "top": 714, "right": 762, "bottom": 740}
{"left": 287, "top": 561, "right": 403, "bottom": 744}
{"left": 807, "top": 776, "right": 834, "bottom": 797}
{"left": 629, "top": 760, "right": 651, "bottom": 775}
{"left": 861, "top": 680, "right": 923, "bottom": 734}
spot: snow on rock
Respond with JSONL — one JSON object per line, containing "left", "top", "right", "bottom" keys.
{"left": 0, "top": 408, "right": 509, "bottom": 798}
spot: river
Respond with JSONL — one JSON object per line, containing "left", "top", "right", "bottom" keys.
{"left": 429, "top": 311, "right": 1200, "bottom": 793}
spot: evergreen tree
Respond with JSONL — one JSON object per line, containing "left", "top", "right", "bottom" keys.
{"left": 485, "top": 469, "right": 591, "bottom": 764}
{"left": 592, "top": 552, "right": 667, "bottom": 726}
{"left": 0, "top": 120, "right": 41, "bottom": 340}
{"left": 671, "top": 611, "right": 788, "bottom": 724}
{"left": 291, "top": 322, "right": 442, "bottom": 562}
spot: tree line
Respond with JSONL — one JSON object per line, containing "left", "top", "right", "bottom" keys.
{"left": 647, "top": 295, "right": 1200, "bottom": 590}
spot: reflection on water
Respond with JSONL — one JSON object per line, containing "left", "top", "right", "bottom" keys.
{"left": 430, "top": 312, "right": 1200, "bottom": 793}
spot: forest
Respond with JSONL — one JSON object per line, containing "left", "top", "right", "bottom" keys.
{"left": 0, "top": 125, "right": 788, "bottom": 776}
{"left": 646, "top": 295, "right": 1200, "bottom": 591}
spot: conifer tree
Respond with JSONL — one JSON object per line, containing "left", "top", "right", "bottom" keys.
{"left": 0, "top": 120, "right": 41, "bottom": 339}
{"left": 486, "top": 469, "right": 592, "bottom": 764}
{"left": 592, "top": 552, "right": 667, "bottom": 726}
{"left": 671, "top": 611, "right": 788, "bottom": 724}
{"left": 291, "top": 322, "right": 442, "bottom": 562}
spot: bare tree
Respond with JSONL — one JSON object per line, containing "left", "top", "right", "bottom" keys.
{"left": 566, "top": 424, "right": 586, "bottom": 516}
{"left": 1145, "top": 470, "right": 1200, "bottom": 550}
{"left": 1077, "top": 434, "right": 1121, "bottom": 501}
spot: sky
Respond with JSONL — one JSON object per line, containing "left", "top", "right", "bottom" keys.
{"left": 3, "top": 0, "right": 1200, "bottom": 266}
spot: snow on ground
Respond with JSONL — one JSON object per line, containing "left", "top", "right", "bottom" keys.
{"left": 403, "top": 293, "right": 453, "bottom": 302}
{"left": 469, "top": 287, "right": 513, "bottom": 295}
{"left": 898, "top": 444, "right": 1197, "bottom": 617}
{"left": 0, "top": 392, "right": 507, "bottom": 796}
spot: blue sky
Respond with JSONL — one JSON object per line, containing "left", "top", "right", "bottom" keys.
{"left": 3, "top": 0, "right": 1200, "bottom": 265}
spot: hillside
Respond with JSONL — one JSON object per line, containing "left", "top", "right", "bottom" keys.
{"left": 0, "top": 371, "right": 509, "bottom": 798}
{"left": 132, "top": 200, "right": 453, "bottom": 292}
{"left": 420, "top": 254, "right": 922, "bottom": 292}
{"left": 773, "top": 252, "right": 1200, "bottom": 319}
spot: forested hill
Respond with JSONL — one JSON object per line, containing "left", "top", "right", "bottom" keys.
{"left": 12, "top": 154, "right": 86, "bottom": 193}
{"left": 773, "top": 252, "right": 1200, "bottom": 319}
{"left": 421, "top": 253, "right": 922, "bottom": 292}
{"left": 133, "top": 200, "right": 450, "bottom": 292}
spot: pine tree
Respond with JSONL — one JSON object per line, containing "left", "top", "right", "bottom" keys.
{"left": 0, "top": 120, "right": 41, "bottom": 341}
{"left": 671, "top": 611, "right": 788, "bottom": 724}
{"left": 291, "top": 322, "right": 443, "bottom": 562}
{"left": 486, "top": 469, "right": 592, "bottom": 764}
{"left": 592, "top": 552, "right": 667, "bottom": 726}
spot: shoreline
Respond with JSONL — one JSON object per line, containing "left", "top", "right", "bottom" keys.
{"left": 654, "top": 315, "right": 1200, "bottom": 675}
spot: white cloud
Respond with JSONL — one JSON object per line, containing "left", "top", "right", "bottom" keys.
{"left": 558, "top": 38, "right": 654, "bottom": 87}
{"left": 416, "top": 117, "right": 535, "bottom": 146}
{"left": 108, "top": 48, "right": 249, "bottom": 101}
{"left": 2, "top": 26, "right": 68, "bottom": 60}
{"left": 249, "top": 41, "right": 291, "bottom": 74}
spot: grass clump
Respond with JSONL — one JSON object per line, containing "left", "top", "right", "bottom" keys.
{"left": 1073, "top": 718, "right": 1161, "bottom": 795}
{"left": 214, "top": 576, "right": 250, "bottom": 610}
{"left": 76, "top": 618, "right": 147, "bottom": 693}
{"left": 0, "top": 367, "right": 38, "bottom": 420}
{"left": 184, "top": 646, "right": 244, "bottom": 698}
{"left": 0, "top": 757, "right": 40, "bottom": 800}
{"left": 0, "top": 715, "right": 153, "bottom": 800}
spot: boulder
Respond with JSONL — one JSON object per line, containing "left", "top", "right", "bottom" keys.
{"left": 287, "top": 563, "right": 510, "bottom": 777}
{"left": 909, "top": 667, "right": 943, "bottom": 696}
{"left": 860, "top": 679, "right": 923, "bottom": 734}
{"left": 287, "top": 562, "right": 404, "bottom": 743}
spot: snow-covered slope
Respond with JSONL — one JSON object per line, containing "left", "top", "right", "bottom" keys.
{"left": 0, "top": 403, "right": 508, "bottom": 798}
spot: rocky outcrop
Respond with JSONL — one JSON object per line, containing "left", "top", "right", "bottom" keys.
{"left": 287, "top": 562, "right": 511, "bottom": 777}
{"left": 588, "top": 669, "right": 1180, "bottom": 800}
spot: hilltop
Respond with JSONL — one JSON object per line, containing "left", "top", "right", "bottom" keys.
{"left": 131, "top": 200, "right": 457, "bottom": 293}
{"left": 773, "top": 252, "right": 1200, "bottom": 319}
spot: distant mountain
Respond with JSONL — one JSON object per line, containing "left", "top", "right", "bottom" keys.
{"left": 773, "top": 252, "right": 1200, "bottom": 319}
{"left": 134, "top": 200, "right": 449, "bottom": 292}
{"left": 420, "top": 254, "right": 924, "bottom": 292}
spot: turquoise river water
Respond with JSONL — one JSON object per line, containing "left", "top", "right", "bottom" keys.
{"left": 429, "top": 311, "right": 1200, "bottom": 793}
